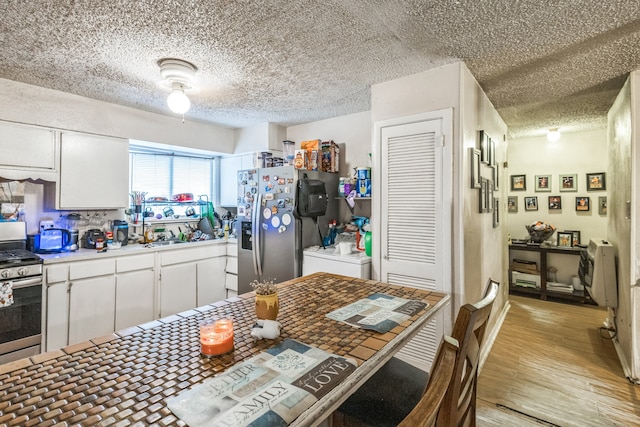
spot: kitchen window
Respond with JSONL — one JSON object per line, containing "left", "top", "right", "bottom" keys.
{"left": 129, "top": 149, "right": 216, "bottom": 201}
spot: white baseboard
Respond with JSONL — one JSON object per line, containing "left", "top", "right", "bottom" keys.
{"left": 610, "top": 330, "right": 640, "bottom": 385}
{"left": 479, "top": 300, "right": 510, "bottom": 373}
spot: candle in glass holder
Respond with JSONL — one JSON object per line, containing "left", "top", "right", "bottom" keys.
{"left": 200, "top": 318, "right": 234, "bottom": 357}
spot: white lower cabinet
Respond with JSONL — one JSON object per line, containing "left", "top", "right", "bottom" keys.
{"left": 45, "top": 264, "right": 70, "bottom": 351}
{"left": 68, "top": 275, "right": 116, "bottom": 345}
{"left": 43, "top": 243, "right": 229, "bottom": 352}
{"left": 45, "top": 259, "right": 117, "bottom": 350}
{"left": 160, "top": 263, "right": 197, "bottom": 317}
{"left": 197, "top": 257, "right": 227, "bottom": 306}
{"left": 115, "top": 254, "right": 155, "bottom": 330}
{"left": 67, "top": 259, "right": 116, "bottom": 346}
{"left": 159, "top": 244, "right": 227, "bottom": 317}
{"left": 225, "top": 241, "right": 238, "bottom": 298}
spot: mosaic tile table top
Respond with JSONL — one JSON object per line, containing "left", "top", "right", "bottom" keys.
{"left": 0, "top": 272, "right": 448, "bottom": 426}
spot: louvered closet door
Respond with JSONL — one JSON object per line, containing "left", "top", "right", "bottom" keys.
{"left": 380, "top": 117, "right": 449, "bottom": 371}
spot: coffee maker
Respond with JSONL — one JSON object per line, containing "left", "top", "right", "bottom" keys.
{"left": 68, "top": 229, "right": 79, "bottom": 251}
{"left": 113, "top": 220, "right": 129, "bottom": 246}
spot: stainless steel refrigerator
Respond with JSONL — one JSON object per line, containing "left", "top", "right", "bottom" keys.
{"left": 237, "top": 166, "right": 339, "bottom": 293}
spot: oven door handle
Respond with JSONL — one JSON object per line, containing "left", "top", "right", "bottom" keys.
{"left": 4, "top": 277, "right": 42, "bottom": 289}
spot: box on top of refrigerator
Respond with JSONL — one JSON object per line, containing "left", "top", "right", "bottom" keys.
{"left": 301, "top": 140, "right": 320, "bottom": 171}
{"left": 321, "top": 140, "right": 339, "bottom": 173}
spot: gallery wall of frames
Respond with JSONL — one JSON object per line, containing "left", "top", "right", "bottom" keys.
{"left": 502, "top": 128, "right": 609, "bottom": 246}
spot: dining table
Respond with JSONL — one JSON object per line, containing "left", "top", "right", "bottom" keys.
{"left": 0, "top": 272, "right": 450, "bottom": 427}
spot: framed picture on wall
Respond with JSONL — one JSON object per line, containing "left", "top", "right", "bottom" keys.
{"left": 557, "top": 231, "right": 573, "bottom": 248}
{"left": 492, "top": 165, "right": 499, "bottom": 190}
{"left": 470, "top": 148, "right": 481, "bottom": 189}
{"left": 489, "top": 136, "right": 496, "bottom": 167}
{"left": 535, "top": 175, "right": 551, "bottom": 192}
{"left": 586, "top": 172, "right": 606, "bottom": 191}
{"left": 599, "top": 196, "right": 607, "bottom": 215}
{"left": 560, "top": 174, "right": 577, "bottom": 192}
{"left": 524, "top": 196, "right": 538, "bottom": 211}
{"left": 507, "top": 196, "right": 518, "bottom": 213}
{"left": 487, "top": 179, "right": 495, "bottom": 213}
{"left": 511, "top": 174, "right": 526, "bottom": 191}
{"left": 479, "top": 178, "right": 489, "bottom": 213}
{"left": 479, "top": 131, "right": 490, "bottom": 165}
{"left": 493, "top": 198, "right": 500, "bottom": 228}
{"left": 576, "top": 196, "right": 590, "bottom": 211}
{"left": 548, "top": 196, "right": 561, "bottom": 210}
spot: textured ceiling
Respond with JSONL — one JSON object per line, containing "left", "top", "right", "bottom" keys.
{"left": 2, "top": 1, "right": 640, "bottom": 139}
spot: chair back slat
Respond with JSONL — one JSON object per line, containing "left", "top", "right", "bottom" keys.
{"left": 398, "top": 336, "right": 460, "bottom": 427}
{"left": 436, "top": 279, "right": 499, "bottom": 427}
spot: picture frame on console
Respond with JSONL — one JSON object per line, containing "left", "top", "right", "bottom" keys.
{"left": 557, "top": 231, "right": 573, "bottom": 248}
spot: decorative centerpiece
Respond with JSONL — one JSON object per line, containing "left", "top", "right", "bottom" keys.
{"left": 525, "top": 221, "right": 556, "bottom": 244}
{"left": 251, "top": 279, "right": 279, "bottom": 320}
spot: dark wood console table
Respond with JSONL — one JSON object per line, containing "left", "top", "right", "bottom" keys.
{"left": 509, "top": 244, "right": 587, "bottom": 302}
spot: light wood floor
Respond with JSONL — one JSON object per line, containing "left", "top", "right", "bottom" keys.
{"left": 477, "top": 295, "right": 640, "bottom": 426}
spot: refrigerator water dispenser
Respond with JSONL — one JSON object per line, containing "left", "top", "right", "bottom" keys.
{"left": 241, "top": 221, "right": 252, "bottom": 250}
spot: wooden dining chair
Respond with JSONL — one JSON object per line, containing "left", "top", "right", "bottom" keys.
{"left": 332, "top": 335, "right": 459, "bottom": 427}
{"left": 437, "top": 278, "right": 499, "bottom": 427}
{"left": 398, "top": 336, "right": 459, "bottom": 427}
{"left": 333, "top": 278, "right": 500, "bottom": 427}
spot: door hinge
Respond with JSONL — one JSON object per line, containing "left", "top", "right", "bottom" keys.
{"left": 437, "top": 135, "right": 445, "bottom": 147}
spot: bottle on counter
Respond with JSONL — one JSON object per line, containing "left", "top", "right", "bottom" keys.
{"left": 328, "top": 220, "right": 337, "bottom": 245}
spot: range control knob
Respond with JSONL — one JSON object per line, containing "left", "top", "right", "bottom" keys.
{"left": 0, "top": 270, "right": 10, "bottom": 279}
{"left": 17, "top": 267, "right": 28, "bottom": 276}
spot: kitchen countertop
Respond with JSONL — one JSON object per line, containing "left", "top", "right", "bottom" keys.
{"left": 0, "top": 272, "right": 448, "bottom": 426}
{"left": 38, "top": 237, "right": 236, "bottom": 264}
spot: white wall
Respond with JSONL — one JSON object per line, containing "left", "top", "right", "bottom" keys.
{"left": 632, "top": 72, "right": 640, "bottom": 381}
{"left": 287, "top": 111, "right": 372, "bottom": 222}
{"left": 460, "top": 66, "right": 509, "bottom": 309}
{"left": 608, "top": 73, "right": 639, "bottom": 380}
{"left": 0, "top": 78, "right": 235, "bottom": 153}
{"left": 507, "top": 129, "right": 608, "bottom": 243}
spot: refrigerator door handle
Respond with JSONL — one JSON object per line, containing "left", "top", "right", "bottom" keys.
{"left": 252, "top": 193, "right": 263, "bottom": 277}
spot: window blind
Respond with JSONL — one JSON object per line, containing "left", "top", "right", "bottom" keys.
{"left": 130, "top": 153, "right": 213, "bottom": 200}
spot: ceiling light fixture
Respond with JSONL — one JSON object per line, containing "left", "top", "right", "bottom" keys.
{"left": 167, "top": 84, "right": 190, "bottom": 115}
{"left": 158, "top": 58, "right": 197, "bottom": 115}
{"left": 547, "top": 128, "right": 561, "bottom": 142}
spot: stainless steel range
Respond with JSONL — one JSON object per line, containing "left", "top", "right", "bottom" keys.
{"left": 0, "top": 222, "right": 43, "bottom": 365}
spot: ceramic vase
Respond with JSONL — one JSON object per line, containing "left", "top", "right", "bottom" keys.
{"left": 255, "top": 293, "right": 279, "bottom": 320}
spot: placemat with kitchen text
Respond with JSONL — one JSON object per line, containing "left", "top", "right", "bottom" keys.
{"left": 326, "top": 293, "right": 428, "bottom": 333}
{"left": 167, "top": 339, "right": 357, "bottom": 427}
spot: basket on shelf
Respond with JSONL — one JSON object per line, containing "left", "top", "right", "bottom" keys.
{"left": 525, "top": 222, "right": 556, "bottom": 243}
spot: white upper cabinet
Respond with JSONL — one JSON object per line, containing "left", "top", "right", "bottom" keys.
{"left": 219, "top": 156, "right": 242, "bottom": 207}
{"left": 219, "top": 154, "right": 253, "bottom": 207}
{"left": 0, "top": 121, "right": 58, "bottom": 181}
{"left": 58, "top": 132, "right": 129, "bottom": 209}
